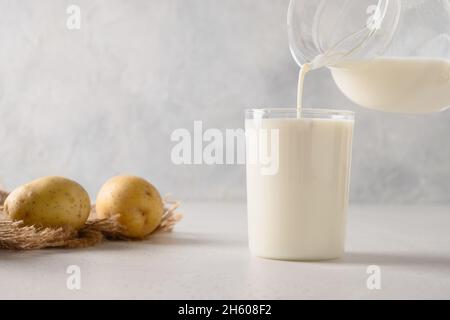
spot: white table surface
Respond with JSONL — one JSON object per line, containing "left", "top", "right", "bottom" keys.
{"left": 0, "top": 202, "right": 449, "bottom": 300}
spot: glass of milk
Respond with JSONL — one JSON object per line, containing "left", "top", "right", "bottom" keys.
{"left": 245, "top": 108, "right": 354, "bottom": 261}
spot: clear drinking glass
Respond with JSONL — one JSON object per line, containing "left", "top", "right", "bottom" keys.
{"left": 245, "top": 108, "right": 354, "bottom": 261}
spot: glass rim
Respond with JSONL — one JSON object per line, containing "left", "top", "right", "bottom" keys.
{"left": 245, "top": 108, "right": 355, "bottom": 119}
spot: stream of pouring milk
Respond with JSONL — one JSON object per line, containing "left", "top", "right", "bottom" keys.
{"left": 296, "top": 63, "right": 311, "bottom": 117}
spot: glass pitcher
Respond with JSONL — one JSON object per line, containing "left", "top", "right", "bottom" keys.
{"left": 288, "top": 0, "right": 450, "bottom": 113}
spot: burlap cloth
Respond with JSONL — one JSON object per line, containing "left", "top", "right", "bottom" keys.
{"left": 0, "top": 189, "right": 182, "bottom": 250}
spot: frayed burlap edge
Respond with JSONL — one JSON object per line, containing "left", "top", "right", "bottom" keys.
{"left": 0, "top": 188, "right": 183, "bottom": 250}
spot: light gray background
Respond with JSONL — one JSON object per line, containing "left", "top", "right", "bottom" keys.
{"left": 0, "top": 0, "right": 448, "bottom": 204}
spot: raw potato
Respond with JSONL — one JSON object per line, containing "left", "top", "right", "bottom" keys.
{"left": 96, "top": 176, "right": 164, "bottom": 238}
{"left": 4, "top": 176, "right": 91, "bottom": 230}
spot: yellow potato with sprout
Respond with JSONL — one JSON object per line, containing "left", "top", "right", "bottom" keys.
{"left": 95, "top": 176, "right": 164, "bottom": 238}
{"left": 4, "top": 176, "right": 91, "bottom": 230}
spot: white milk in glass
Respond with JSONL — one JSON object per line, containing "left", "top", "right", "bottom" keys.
{"left": 245, "top": 111, "right": 354, "bottom": 261}
{"left": 246, "top": 62, "right": 354, "bottom": 260}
